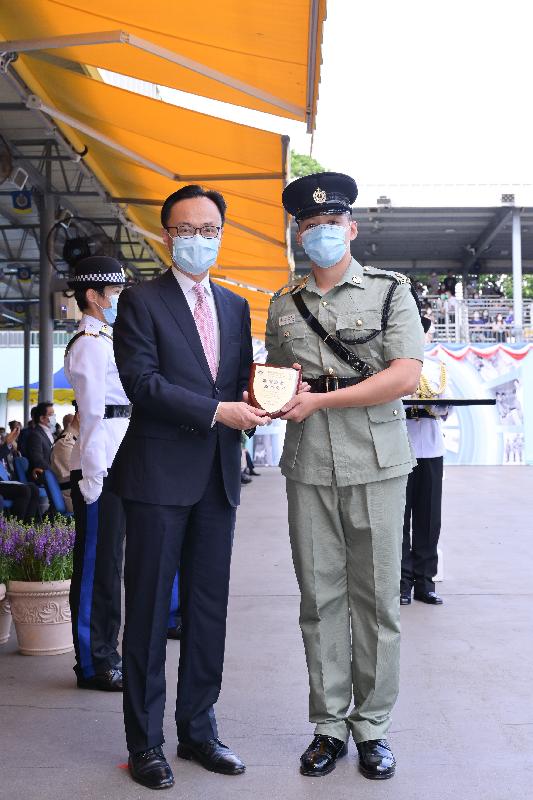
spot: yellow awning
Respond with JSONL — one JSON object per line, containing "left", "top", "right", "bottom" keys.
{"left": 1, "top": 59, "right": 291, "bottom": 337}
{"left": 1, "top": 0, "right": 326, "bottom": 130}
{"left": 7, "top": 387, "right": 74, "bottom": 404}
{"left": 0, "top": 2, "right": 327, "bottom": 337}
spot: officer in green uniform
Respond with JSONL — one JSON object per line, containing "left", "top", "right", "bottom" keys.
{"left": 265, "top": 172, "right": 424, "bottom": 781}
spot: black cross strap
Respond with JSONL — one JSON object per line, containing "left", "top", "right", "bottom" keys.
{"left": 291, "top": 291, "right": 374, "bottom": 379}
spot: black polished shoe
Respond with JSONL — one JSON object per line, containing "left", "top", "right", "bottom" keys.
{"left": 128, "top": 746, "right": 175, "bottom": 790}
{"left": 414, "top": 591, "right": 443, "bottom": 605}
{"left": 356, "top": 739, "right": 395, "bottom": 780}
{"left": 167, "top": 624, "right": 182, "bottom": 640}
{"left": 177, "top": 738, "right": 245, "bottom": 775}
{"left": 240, "top": 472, "right": 252, "bottom": 485}
{"left": 300, "top": 735, "right": 348, "bottom": 777}
{"left": 76, "top": 667, "right": 123, "bottom": 692}
{"left": 248, "top": 469, "right": 261, "bottom": 476}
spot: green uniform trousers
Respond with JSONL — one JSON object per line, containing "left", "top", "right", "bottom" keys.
{"left": 286, "top": 474, "right": 407, "bottom": 743}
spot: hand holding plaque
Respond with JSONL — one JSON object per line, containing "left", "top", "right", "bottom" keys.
{"left": 248, "top": 364, "right": 302, "bottom": 419}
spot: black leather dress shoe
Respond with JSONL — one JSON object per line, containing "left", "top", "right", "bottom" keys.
{"left": 177, "top": 738, "right": 245, "bottom": 775}
{"left": 300, "top": 735, "right": 348, "bottom": 777}
{"left": 356, "top": 739, "right": 395, "bottom": 780}
{"left": 248, "top": 469, "right": 261, "bottom": 476}
{"left": 414, "top": 591, "right": 443, "bottom": 605}
{"left": 400, "top": 594, "right": 411, "bottom": 605}
{"left": 77, "top": 667, "right": 123, "bottom": 692}
{"left": 240, "top": 472, "right": 252, "bottom": 485}
{"left": 128, "top": 746, "right": 175, "bottom": 790}
{"left": 167, "top": 624, "right": 182, "bottom": 640}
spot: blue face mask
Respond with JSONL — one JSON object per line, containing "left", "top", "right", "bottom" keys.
{"left": 97, "top": 293, "right": 119, "bottom": 326}
{"left": 172, "top": 234, "right": 220, "bottom": 275}
{"left": 301, "top": 224, "right": 349, "bottom": 269}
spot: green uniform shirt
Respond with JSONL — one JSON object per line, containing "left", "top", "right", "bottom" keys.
{"left": 265, "top": 258, "right": 425, "bottom": 486}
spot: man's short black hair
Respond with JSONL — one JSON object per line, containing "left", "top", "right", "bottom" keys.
{"left": 161, "top": 185, "right": 227, "bottom": 229}
{"left": 33, "top": 401, "right": 53, "bottom": 423}
{"left": 73, "top": 284, "right": 109, "bottom": 312}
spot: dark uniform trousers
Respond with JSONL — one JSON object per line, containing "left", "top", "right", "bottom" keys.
{"left": 70, "top": 467, "right": 125, "bottom": 678}
{"left": 122, "top": 453, "right": 236, "bottom": 755}
{"left": 401, "top": 456, "right": 443, "bottom": 595}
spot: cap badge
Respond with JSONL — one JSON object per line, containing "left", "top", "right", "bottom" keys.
{"left": 313, "top": 187, "right": 327, "bottom": 204}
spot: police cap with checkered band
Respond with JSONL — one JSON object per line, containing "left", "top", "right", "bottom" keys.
{"left": 67, "top": 256, "right": 127, "bottom": 289}
{"left": 282, "top": 171, "right": 358, "bottom": 223}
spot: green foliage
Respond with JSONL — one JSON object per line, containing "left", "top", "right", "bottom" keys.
{"left": 477, "top": 274, "right": 533, "bottom": 299}
{"left": 290, "top": 152, "right": 326, "bottom": 178}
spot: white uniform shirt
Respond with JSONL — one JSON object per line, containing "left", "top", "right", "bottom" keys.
{"left": 64, "top": 314, "right": 130, "bottom": 501}
{"left": 406, "top": 358, "right": 448, "bottom": 459}
{"left": 171, "top": 266, "right": 220, "bottom": 369}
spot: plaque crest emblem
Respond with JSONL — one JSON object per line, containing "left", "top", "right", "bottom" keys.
{"left": 313, "top": 187, "right": 327, "bottom": 204}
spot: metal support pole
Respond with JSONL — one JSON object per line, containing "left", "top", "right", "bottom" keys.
{"left": 23, "top": 309, "right": 31, "bottom": 424}
{"left": 512, "top": 208, "right": 523, "bottom": 341}
{"left": 37, "top": 149, "right": 55, "bottom": 402}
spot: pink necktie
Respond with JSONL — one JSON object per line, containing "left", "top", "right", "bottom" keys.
{"left": 192, "top": 283, "right": 217, "bottom": 380}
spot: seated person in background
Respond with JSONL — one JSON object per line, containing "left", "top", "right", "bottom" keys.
{"left": 51, "top": 412, "right": 79, "bottom": 513}
{"left": 0, "top": 426, "right": 40, "bottom": 523}
{"left": 26, "top": 401, "right": 56, "bottom": 481}
{"left": 17, "top": 413, "right": 35, "bottom": 458}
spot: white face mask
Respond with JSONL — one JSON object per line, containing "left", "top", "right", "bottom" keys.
{"left": 48, "top": 415, "right": 57, "bottom": 430}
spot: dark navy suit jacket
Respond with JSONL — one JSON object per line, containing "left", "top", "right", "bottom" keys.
{"left": 112, "top": 269, "right": 253, "bottom": 508}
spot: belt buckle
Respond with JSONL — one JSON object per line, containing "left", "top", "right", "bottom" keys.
{"left": 325, "top": 375, "right": 339, "bottom": 392}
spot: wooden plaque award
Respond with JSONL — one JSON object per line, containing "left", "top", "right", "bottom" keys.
{"left": 248, "top": 364, "right": 301, "bottom": 418}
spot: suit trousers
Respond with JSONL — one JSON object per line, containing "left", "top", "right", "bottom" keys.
{"left": 70, "top": 467, "right": 125, "bottom": 678}
{"left": 286, "top": 474, "right": 407, "bottom": 744}
{"left": 401, "top": 456, "right": 443, "bottom": 595}
{"left": 122, "top": 454, "right": 236, "bottom": 755}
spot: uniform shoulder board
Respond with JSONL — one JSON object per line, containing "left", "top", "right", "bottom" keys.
{"left": 271, "top": 274, "right": 309, "bottom": 302}
{"left": 363, "top": 265, "right": 410, "bottom": 285}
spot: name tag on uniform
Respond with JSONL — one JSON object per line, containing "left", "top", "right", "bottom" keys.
{"left": 279, "top": 313, "right": 296, "bottom": 326}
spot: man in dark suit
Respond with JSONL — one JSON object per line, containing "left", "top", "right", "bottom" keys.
{"left": 113, "top": 184, "right": 270, "bottom": 790}
{"left": 26, "top": 401, "right": 55, "bottom": 480}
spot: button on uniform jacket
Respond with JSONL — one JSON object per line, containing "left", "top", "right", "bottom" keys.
{"left": 265, "top": 259, "right": 425, "bottom": 486}
{"left": 112, "top": 269, "right": 253, "bottom": 508}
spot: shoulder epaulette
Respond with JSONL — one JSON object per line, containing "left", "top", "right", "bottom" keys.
{"left": 271, "top": 274, "right": 309, "bottom": 302}
{"left": 363, "top": 265, "right": 410, "bottom": 285}
{"left": 65, "top": 324, "right": 112, "bottom": 357}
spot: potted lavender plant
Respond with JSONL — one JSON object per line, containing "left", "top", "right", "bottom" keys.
{"left": 1, "top": 515, "right": 75, "bottom": 655}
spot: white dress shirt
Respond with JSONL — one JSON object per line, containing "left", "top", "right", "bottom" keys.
{"left": 64, "top": 313, "right": 130, "bottom": 503}
{"left": 171, "top": 266, "right": 220, "bottom": 370}
{"left": 406, "top": 358, "right": 449, "bottom": 459}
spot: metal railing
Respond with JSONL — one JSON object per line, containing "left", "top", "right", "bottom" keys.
{"left": 0, "top": 330, "right": 74, "bottom": 347}
{"left": 419, "top": 295, "right": 532, "bottom": 343}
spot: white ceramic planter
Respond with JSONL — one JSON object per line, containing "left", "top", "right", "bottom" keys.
{"left": 7, "top": 579, "right": 73, "bottom": 656}
{"left": 0, "top": 583, "right": 12, "bottom": 645}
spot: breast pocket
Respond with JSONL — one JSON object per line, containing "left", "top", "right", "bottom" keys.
{"left": 336, "top": 310, "right": 382, "bottom": 360}
{"left": 277, "top": 321, "right": 309, "bottom": 364}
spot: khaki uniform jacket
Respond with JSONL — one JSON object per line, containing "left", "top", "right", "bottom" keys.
{"left": 265, "top": 259, "right": 425, "bottom": 486}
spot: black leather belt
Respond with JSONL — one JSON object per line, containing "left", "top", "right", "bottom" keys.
{"left": 103, "top": 404, "right": 132, "bottom": 419}
{"left": 405, "top": 407, "right": 434, "bottom": 420}
{"left": 304, "top": 376, "right": 367, "bottom": 393}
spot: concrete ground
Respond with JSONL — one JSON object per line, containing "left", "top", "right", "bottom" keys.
{"left": 1, "top": 466, "right": 532, "bottom": 800}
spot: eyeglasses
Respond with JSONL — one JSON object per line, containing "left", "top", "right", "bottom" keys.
{"left": 166, "top": 224, "right": 221, "bottom": 239}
